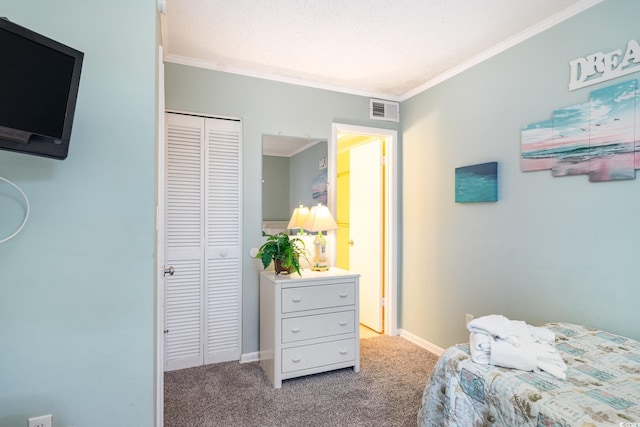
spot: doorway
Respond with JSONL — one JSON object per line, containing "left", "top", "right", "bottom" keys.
{"left": 337, "top": 137, "right": 384, "bottom": 333}
{"left": 329, "top": 123, "right": 398, "bottom": 336}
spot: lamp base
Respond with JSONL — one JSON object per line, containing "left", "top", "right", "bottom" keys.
{"left": 310, "top": 264, "right": 330, "bottom": 272}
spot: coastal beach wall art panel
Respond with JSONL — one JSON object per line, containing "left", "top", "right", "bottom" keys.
{"left": 589, "top": 80, "right": 636, "bottom": 181}
{"left": 551, "top": 102, "right": 590, "bottom": 177}
{"left": 455, "top": 162, "right": 498, "bottom": 203}
{"left": 521, "top": 79, "right": 639, "bottom": 182}
{"left": 521, "top": 119, "right": 553, "bottom": 171}
{"left": 312, "top": 168, "right": 327, "bottom": 204}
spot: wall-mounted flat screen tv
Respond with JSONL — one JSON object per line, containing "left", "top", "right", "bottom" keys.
{"left": 0, "top": 18, "right": 83, "bottom": 160}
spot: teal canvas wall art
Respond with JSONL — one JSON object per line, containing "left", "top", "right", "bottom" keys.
{"left": 455, "top": 162, "right": 498, "bottom": 203}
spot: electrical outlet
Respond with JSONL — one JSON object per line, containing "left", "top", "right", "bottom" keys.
{"left": 28, "top": 414, "right": 52, "bottom": 427}
{"left": 465, "top": 313, "right": 474, "bottom": 326}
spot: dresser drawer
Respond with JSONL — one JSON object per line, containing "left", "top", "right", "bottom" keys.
{"left": 281, "top": 311, "right": 355, "bottom": 343}
{"left": 281, "top": 338, "right": 355, "bottom": 373}
{"left": 281, "top": 282, "right": 355, "bottom": 313}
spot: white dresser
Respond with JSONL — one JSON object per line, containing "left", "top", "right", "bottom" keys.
{"left": 259, "top": 268, "right": 360, "bottom": 388}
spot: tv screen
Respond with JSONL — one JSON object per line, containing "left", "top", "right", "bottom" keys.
{"left": 0, "top": 18, "right": 83, "bottom": 160}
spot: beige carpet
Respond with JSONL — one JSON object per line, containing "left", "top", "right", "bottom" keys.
{"left": 164, "top": 335, "right": 439, "bottom": 427}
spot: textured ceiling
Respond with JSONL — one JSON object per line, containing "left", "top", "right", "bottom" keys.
{"left": 162, "top": 0, "right": 602, "bottom": 101}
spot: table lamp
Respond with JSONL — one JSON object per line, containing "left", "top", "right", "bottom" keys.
{"left": 287, "top": 205, "right": 310, "bottom": 235}
{"left": 302, "top": 204, "right": 338, "bottom": 271}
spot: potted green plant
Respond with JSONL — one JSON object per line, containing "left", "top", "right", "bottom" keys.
{"left": 256, "top": 232, "right": 308, "bottom": 275}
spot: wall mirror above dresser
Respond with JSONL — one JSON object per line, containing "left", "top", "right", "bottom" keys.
{"left": 261, "top": 134, "right": 328, "bottom": 235}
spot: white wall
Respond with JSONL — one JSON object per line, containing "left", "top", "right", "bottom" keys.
{"left": 400, "top": 0, "right": 640, "bottom": 348}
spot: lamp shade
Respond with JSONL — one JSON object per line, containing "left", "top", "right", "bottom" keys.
{"left": 302, "top": 204, "right": 338, "bottom": 232}
{"left": 287, "top": 205, "right": 310, "bottom": 230}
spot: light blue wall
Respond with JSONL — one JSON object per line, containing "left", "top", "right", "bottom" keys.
{"left": 401, "top": 0, "right": 640, "bottom": 348}
{"left": 0, "top": 2, "right": 157, "bottom": 427}
{"left": 165, "top": 64, "right": 399, "bottom": 353}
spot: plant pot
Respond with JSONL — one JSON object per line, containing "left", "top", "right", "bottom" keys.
{"left": 274, "top": 259, "right": 292, "bottom": 275}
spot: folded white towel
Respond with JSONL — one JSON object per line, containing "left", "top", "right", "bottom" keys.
{"left": 469, "top": 333, "right": 491, "bottom": 364}
{"left": 467, "top": 314, "right": 520, "bottom": 346}
{"left": 528, "top": 325, "right": 556, "bottom": 344}
{"left": 470, "top": 332, "right": 491, "bottom": 352}
{"left": 535, "top": 343, "right": 559, "bottom": 357}
{"left": 535, "top": 342, "right": 567, "bottom": 379}
{"left": 489, "top": 321, "right": 537, "bottom": 372}
{"left": 467, "top": 317, "right": 567, "bottom": 380}
{"left": 490, "top": 338, "right": 537, "bottom": 372}
{"left": 537, "top": 361, "right": 566, "bottom": 380}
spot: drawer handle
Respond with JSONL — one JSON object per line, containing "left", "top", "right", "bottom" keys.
{"left": 338, "top": 321, "right": 347, "bottom": 326}
{"left": 291, "top": 356, "right": 302, "bottom": 363}
{"left": 338, "top": 292, "right": 348, "bottom": 298}
{"left": 291, "top": 327, "right": 300, "bottom": 333}
{"left": 338, "top": 349, "right": 348, "bottom": 355}
{"left": 292, "top": 297, "right": 302, "bottom": 303}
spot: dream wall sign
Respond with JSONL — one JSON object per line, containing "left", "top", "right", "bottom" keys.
{"left": 569, "top": 39, "right": 640, "bottom": 91}
{"left": 521, "top": 79, "right": 639, "bottom": 182}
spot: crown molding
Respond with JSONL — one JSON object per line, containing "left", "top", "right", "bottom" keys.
{"left": 164, "top": 54, "right": 402, "bottom": 102}
{"left": 399, "top": 0, "right": 605, "bottom": 101}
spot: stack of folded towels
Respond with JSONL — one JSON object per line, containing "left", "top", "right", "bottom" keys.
{"left": 467, "top": 314, "right": 567, "bottom": 379}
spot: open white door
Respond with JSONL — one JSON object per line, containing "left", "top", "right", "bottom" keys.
{"left": 349, "top": 139, "right": 383, "bottom": 332}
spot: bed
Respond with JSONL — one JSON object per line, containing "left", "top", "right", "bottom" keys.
{"left": 418, "top": 322, "right": 640, "bottom": 426}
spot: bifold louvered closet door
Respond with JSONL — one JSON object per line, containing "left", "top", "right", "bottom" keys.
{"left": 164, "top": 112, "right": 242, "bottom": 371}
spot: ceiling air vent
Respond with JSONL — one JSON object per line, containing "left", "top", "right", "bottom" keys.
{"left": 370, "top": 99, "right": 399, "bottom": 122}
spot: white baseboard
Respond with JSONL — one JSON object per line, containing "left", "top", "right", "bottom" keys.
{"left": 240, "top": 351, "right": 260, "bottom": 363}
{"left": 398, "top": 329, "right": 445, "bottom": 356}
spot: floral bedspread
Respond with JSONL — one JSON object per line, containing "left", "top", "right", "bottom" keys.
{"left": 417, "top": 322, "right": 640, "bottom": 426}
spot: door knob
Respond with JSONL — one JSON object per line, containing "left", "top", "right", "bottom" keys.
{"left": 348, "top": 239, "right": 354, "bottom": 247}
{"left": 164, "top": 266, "right": 174, "bottom": 276}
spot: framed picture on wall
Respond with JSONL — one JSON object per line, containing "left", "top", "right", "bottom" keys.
{"left": 455, "top": 162, "right": 498, "bottom": 203}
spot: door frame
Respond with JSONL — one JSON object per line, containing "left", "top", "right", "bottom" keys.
{"left": 155, "top": 45, "right": 165, "bottom": 427}
{"left": 329, "top": 123, "right": 398, "bottom": 336}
